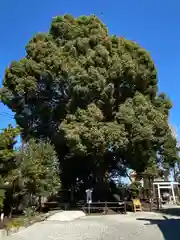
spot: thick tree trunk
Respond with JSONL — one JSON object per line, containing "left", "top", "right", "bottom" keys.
{"left": 38, "top": 196, "right": 42, "bottom": 212}
{"left": 3, "top": 188, "right": 13, "bottom": 218}
{"left": 94, "top": 169, "right": 109, "bottom": 201}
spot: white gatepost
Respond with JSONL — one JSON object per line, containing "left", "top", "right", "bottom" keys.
{"left": 157, "top": 183, "right": 161, "bottom": 200}
{"left": 0, "top": 213, "right": 4, "bottom": 222}
{"left": 153, "top": 181, "right": 179, "bottom": 205}
{"left": 171, "top": 183, "right": 176, "bottom": 203}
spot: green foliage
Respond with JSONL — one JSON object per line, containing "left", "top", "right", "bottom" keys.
{"left": 23, "top": 206, "right": 36, "bottom": 222}
{"left": 160, "top": 132, "right": 179, "bottom": 168}
{"left": 61, "top": 103, "right": 128, "bottom": 155}
{"left": 0, "top": 14, "right": 179, "bottom": 194}
{"left": 116, "top": 92, "right": 170, "bottom": 172}
{"left": 0, "top": 126, "right": 60, "bottom": 213}
{"left": 129, "top": 181, "right": 142, "bottom": 198}
{"left": 0, "top": 188, "right": 5, "bottom": 210}
{"left": 13, "top": 139, "right": 60, "bottom": 205}
{"left": 0, "top": 125, "right": 20, "bottom": 171}
{"left": 0, "top": 125, "right": 20, "bottom": 211}
{"left": 4, "top": 217, "right": 25, "bottom": 232}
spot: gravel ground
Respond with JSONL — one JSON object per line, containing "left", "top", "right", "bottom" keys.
{"left": 3, "top": 212, "right": 180, "bottom": 240}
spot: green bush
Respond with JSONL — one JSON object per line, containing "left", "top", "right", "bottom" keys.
{"left": 129, "top": 181, "right": 142, "bottom": 198}
{"left": 4, "top": 217, "right": 25, "bottom": 231}
{"left": 23, "top": 206, "right": 36, "bottom": 222}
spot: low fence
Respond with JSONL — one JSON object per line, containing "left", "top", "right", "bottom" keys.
{"left": 80, "top": 198, "right": 164, "bottom": 215}
{"left": 143, "top": 197, "right": 162, "bottom": 212}
{"left": 43, "top": 197, "right": 165, "bottom": 215}
{"left": 77, "top": 201, "right": 127, "bottom": 215}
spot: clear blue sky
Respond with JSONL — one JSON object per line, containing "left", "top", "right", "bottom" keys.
{"left": 0, "top": 0, "right": 180, "bottom": 135}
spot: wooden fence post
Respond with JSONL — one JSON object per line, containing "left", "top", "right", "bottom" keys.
{"left": 124, "top": 200, "right": 127, "bottom": 214}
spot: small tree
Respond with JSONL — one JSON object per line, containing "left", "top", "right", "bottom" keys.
{"left": 0, "top": 182, "right": 5, "bottom": 212}
{"left": 13, "top": 139, "right": 60, "bottom": 210}
{"left": 0, "top": 125, "right": 20, "bottom": 215}
{"left": 129, "top": 181, "right": 142, "bottom": 199}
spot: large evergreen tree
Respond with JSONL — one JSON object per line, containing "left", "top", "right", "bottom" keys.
{"left": 0, "top": 14, "right": 178, "bottom": 196}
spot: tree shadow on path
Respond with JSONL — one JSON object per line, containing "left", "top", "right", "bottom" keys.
{"left": 159, "top": 207, "right": 180, "bottom": 217}
{"left": 137, "top": 215, "right": 180, "bottom": 240}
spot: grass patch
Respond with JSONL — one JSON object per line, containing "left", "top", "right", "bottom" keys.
{"left": 0, "top": 213, "right": 48, "bottom": 235}
{"left": 0, "top": 208, "right": 61, "bottom": 236}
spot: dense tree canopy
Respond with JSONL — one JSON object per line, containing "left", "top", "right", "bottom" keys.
{"left": 0, "top": 14, "right": 178, "bottom": 196}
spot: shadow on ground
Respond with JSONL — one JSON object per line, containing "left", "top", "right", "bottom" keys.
{"left": 137, "top": 215, "right": 180, "bottom": 240}
{"left": 159, "top": 207, "right": 180, "bottom": 217}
